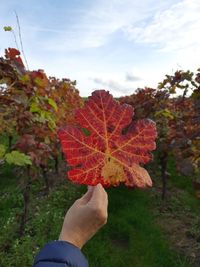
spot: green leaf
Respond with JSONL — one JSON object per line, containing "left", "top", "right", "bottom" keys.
{"left": 0, "top": 144, "right": 6, "bottom": 159}
{"left": 33, "top": 115, "right": 46, "bottom": 123}
{"left": 20, "top": 74, "right": 30, "bottom": 83}
{"left": 5, "top": 151, "right": 32, "bottom": 166}
{"left": 48, "top": 117, "right": 56, "bottom": 130}
{"left": 48, "top": 98, "right": 58, "bottom": 111}
{"left": 41, "top": 110, "right": 47, "bottom": 120}
{"left": 4, "top": 26, "right": 12, "bottom": 31}
{"left": 44, "top": 136, "right": 51, "bottom": 144}
{"left": 30, "top": 102, "right": 41, "bottom": 113}
{"left": 169, "top": 85, "right": 176, "bottom": 94}
{"left": 34, "top": 77, "right": 43, "bottom": 87}
{"left": 157, "top": 82, "right": 164, "bottom": 89}
{"left": 155, "top": 109, "right": 174, "bottom": 119}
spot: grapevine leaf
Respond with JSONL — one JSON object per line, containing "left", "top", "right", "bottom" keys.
{"left": 59, "top": 90, "right": 157, "bottom": 188}
{"left": 5, "top": 151, "right": 32, "bottom": 166}
{"left": 5, "top": 48, "right": 24, "bottom": 67}
{"left": 48, "top": 98, "right": 58, "bottom": 111}
{"left": 155, "top": 109, "right": 174, "bottom": 119}
{"left": 34, "top": 77, "right": 43, "bottom": 87}
{"left": 30, "top": 102, "right": 40, "bottom": 113}
{"left": 0, "top": 144, "right": 6, "bottom": 159}
{"left": 4, "top": 26, "right": 12, "bottom": 31}
{"left": 20, "top": 74, "right": 30, "bottom": 83}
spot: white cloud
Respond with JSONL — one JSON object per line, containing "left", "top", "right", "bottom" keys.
{"left": 0, "top": 0, "right": 181, "bottom": 55}
{"left": 123, "top": 0, "right": 200, "bottom": 53}
{"left": 90, "top": 69, "right": 145, "bottom": 96}
{"left": 125, "top": 72, "right": 142, "bottom": 82}
{"left": 21, "top": 0, "right": 176, "bottom": 52}
{"left": 91, "top": 77, "right": 132, "bottom": 94}
{"left": 1, "top": 0, "right": 199, "bottom": 97}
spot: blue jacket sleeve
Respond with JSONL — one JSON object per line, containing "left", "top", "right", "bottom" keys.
{"left": 33, "top": 241, "right": 89, "bottom": 267}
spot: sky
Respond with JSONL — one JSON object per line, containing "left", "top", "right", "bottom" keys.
{"left": 0, "top": 0, "right": 200, "bottom": 97}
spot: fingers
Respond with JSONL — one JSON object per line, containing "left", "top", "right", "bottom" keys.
{"left": 78, "top": 186, "right": 94, "bottom": 204}
{"left": 89, "top": 184, "right": 108, "bottom": 207}
{"left": 77, "top": 184, "right": 108, "bottom": 211}
{"left": 88, "top": 184, "right": 108, "bottom": 224}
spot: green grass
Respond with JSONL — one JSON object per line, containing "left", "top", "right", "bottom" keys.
{"left": 167, "top": 157, "right": 200, "bottom": 216}
{"left": 0, "top": 163, "right": 194, "bottom": 267}
{"left": 83, "top": 186, "right": 191, "bottom": 267}
{"left": 167, "top": 157, "right": 194, "bottom": 192}
{"left": 0, "top": 164, "right": 81, "bottom": 267}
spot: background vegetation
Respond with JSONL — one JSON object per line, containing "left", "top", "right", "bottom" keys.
{"left": 0, "top": 156, "right": 200, "bottom": 267}
{"left": 0, "top": 48, "right": 199, "bottom": 266}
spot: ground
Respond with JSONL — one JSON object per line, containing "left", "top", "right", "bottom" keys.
{"left": 0, "top": 157, "right": 199, "bottom": 267}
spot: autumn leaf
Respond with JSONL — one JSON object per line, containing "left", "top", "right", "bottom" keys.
{"left": 5, "top": 48, "right": 24, "bottom": 67}
{"left": 59, "top": 90, "right": 157, "bottom": 187}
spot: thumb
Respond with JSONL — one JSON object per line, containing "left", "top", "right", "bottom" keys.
{"left": 89, "top": 184, "right": 107, "bottom": 205}
{"left": 79, "top": 186, "right": 94, "bottom": 204}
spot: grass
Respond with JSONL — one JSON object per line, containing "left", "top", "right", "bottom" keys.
{"left": 0, "top": 162, "right": 195, "bottom": 267}
{"left": 83, "top": 186, "right": 191, "bottom": 267}
{"left": 167, "top": 157, "right": 200, "bottom": 216}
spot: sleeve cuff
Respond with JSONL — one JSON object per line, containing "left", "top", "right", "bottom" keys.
{"left": 33, "top": 240, "right": 88, "bottom": 267}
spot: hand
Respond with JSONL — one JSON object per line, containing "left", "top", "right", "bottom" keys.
{"left": 59, "top": 184, "right": 108, "bottom": 249}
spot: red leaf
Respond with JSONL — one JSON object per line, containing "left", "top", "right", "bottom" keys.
{"left": 5, "top": 48, "right": 24, "bottom": 67}
{"left": 58, "top": 90, "right": 157, "bottom": 187}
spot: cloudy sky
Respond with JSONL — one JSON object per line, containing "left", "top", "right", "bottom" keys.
{"left": 0, "top": 0, "right": 199, "bottom": 97}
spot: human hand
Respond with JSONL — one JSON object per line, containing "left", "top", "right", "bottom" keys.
{"left": 59, "top": 184, "right": 108, "bottom": 249}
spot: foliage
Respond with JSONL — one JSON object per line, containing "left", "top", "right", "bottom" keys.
{"left": 0, "top": 144, "right": 31, "bottom": 167}
{"left": 0, "top": 43, "right": 199, "bottom": 266}
{"left": 4, "top": 26, "right": 12, "bottom": 32}
{"left": 119, "top": 69, "right": 200, "bottom": 199}
{"left": 0, "top": 163, "right": 195, "bottom": 267}
{"left": 0, "top": 47, "right": 84, "bottom": 236}
{"left": 0, "top": 48, "right": 83, "bottom": 171}
{"left": 119, "top": 88, "right": 174, "bottom": 198}
{"left": 0, "top": 144, "right": 6, "bottom": 159}
{"left": 159, "top": 69, "right": 200, "bottom": 177}
{"left": 4, "top": 151, "right": 32, "bottom": 166}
